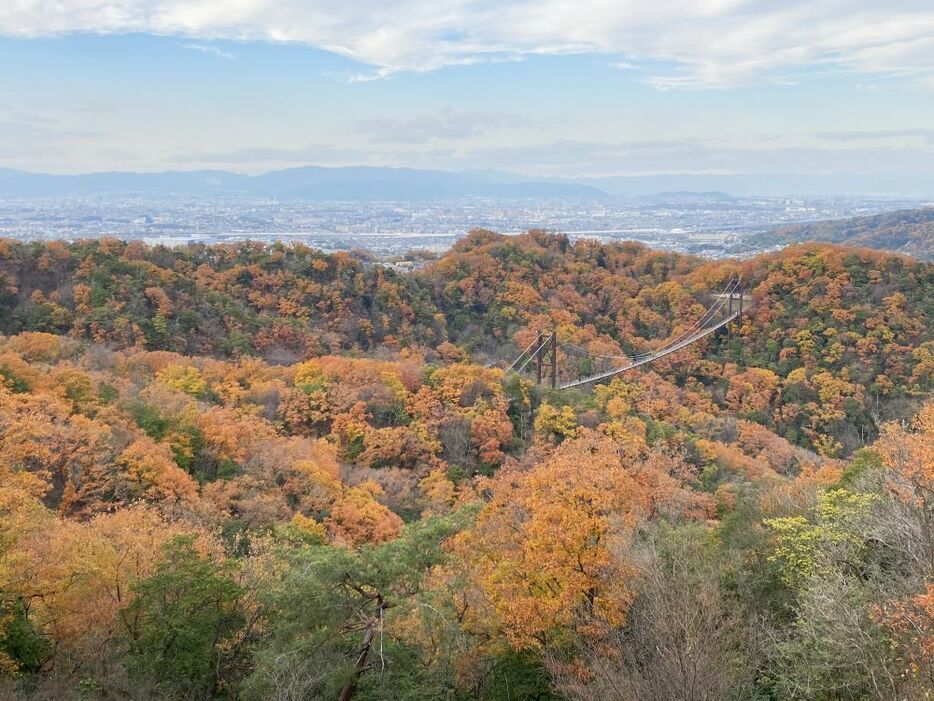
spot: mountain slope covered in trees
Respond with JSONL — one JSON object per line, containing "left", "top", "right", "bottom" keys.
{"left": 1, "top": 232, "right": 933, "bottom": 700}
{"left": 756, "top": 207, "right": 934, "bottom": 260}
{"left": 3, "top": 231, "right": 931, "bottom": 455}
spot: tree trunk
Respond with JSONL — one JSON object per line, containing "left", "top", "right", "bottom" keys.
{"left": 337, "top": 600, "right": 385, "bottom": 701}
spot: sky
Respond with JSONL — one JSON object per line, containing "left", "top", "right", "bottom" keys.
{"left": 1, "top": 0, "right": 934, "bottom": 178}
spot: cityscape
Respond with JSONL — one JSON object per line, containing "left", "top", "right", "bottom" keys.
{"left": 0, "top": 193, "right": 926, "bottom": 259}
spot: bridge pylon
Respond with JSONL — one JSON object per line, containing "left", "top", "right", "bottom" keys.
{"left": 550, "top": 328, "right": 557, "bottom": 388}
{"left": 535, "top": 331, "right": 543, "bottom": 384}
{"left": 531, "top": 328, "right": 558, "bottom": 388}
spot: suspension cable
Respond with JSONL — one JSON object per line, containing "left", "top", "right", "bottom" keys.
{"left": 637, "top": 276, "right": 740, "bottom": 356}
{"left": 504, "top": 333, "right": 549, "bottom": 373}
{"left": 511, "top": 335, "right": 552, "bottom": 376}
{"left": 556, "top": 277, "right": 741, "bottom": 363}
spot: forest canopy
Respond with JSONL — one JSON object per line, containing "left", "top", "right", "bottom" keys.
{"left": 755, "top": 206, "right": 934, "bottom": 261}
{"left": 1, "top": 230, "right": 933, "bottom": 700}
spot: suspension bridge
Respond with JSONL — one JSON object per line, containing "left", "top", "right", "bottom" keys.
{"left": 502, "top": 278, "right": 750, "bottom": 390}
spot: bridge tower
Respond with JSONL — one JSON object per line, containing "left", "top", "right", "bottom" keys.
{"left": 531, "top": 329, "right": 558, "bottom": 388}
{"left": 550, "top": 328, "right": 557, "bottom": 389}
{"left": 535, "top": 331, "right": 543, "bottom": 384}
{"left": 727, "top": 285, "right": 744, "bottom": 341}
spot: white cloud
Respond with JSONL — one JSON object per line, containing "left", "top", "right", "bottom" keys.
{"left": 435, "top": 138, "right": 934, "bottom": 177}
{"left": 816, "top": 129, "right": 934, "bottom": 141}
{"left": 3, "top": 1, "right": 934, "bottom": 88}
{"left": 346, "top": 67, "right": 394, "bottom": 83}
{"left": 178, "top": 42, "right": 236, "bottom": 59}
{"left": 170, "top": 144, "right": 369, "bottom": 165}
{"left": 357, "top": 109, "right": 530, "bottom": 143}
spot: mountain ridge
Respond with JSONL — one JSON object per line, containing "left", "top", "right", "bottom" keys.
{"left": 0, "top": 165, "right": 608, "bottom": 200}
{"left": 754, "top": 206, "right": 934, "bottom": 260}
{"left": 5, "top": 165, "right": 934, "bottom": 199}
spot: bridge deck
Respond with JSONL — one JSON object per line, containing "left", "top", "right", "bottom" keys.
{"left": 557, "top": 305, "right": 747, "bottom": 389}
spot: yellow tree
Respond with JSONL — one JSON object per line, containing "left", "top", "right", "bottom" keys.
{"left": 533, "top": 403, "right": 577, "bottom": 443}
{"left": 0, "top": 387, "right": 114, "bottom": 516}
{"left": 453, "top": 430, "right": 708, "bottom": 650}
{"left": 114, "top": 438, "right": 199, "bottom": 505}
{"left": 725, "top": 367, "right": 780, "bottom": 415}
{"left": 325, "top": 484, "right": 404, "bottom": 547}
{"left": 157, "top": 364, "right": 207, "bottom": 396}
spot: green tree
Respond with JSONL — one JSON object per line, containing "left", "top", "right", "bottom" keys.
{"left": 126, "top": 537, "right": 245, "bottom": 700}
{"left": 246, "top": 510, "right": 471, "bottom": 701}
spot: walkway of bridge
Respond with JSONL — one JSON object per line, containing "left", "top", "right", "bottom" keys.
{"left": 502, "top": 277, "right": 751, "bottom": 390}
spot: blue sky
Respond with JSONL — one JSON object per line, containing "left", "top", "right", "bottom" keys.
{"left": 2, "top": 0, "right": 934, "bottom": 177}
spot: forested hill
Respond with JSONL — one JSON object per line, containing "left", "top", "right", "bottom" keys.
{"left": 1, "top": 231, "right": 933, "bottom": 456}
{"left": 423, "top": 231, "right": 934, "bottom": 454}
{"left": 755, "top": 206, "right": 934, "bottom": 260}
{"left": 2, "top": 230, "right": 934, "bottom": 700}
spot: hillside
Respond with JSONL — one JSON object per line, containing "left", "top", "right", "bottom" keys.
{"left": 5, "top": 230, "right": 930, "bottom": 454}
{"left": 1, "top": 232, "right": 934, "bottom": 700}
{"left": 755, "top": 206, "right": 934, "bottom": 260}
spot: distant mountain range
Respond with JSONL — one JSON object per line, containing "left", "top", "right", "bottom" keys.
{"left": 754, "top": 207, "right": 934, "bottom": 261}
{"left": 0, "top": 166, "right": 607, "bottom": 201}
{"left": 4, "top": 164, "right": 933, "bottom": 201}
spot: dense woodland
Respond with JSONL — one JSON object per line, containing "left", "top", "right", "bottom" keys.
{"left": 757, "top": 207, "right": 934, "bottom": 261}
{"left": 0, "top": 230, "right": 933, "bottom": 700}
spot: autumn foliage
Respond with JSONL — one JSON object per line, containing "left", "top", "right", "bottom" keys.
{"left": 0, "top": 231, "right": 932, "bottom": 700}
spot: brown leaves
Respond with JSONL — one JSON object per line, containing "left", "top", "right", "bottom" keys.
{"left": 725, "top": 367, "right": 780, "bottom": 414}
{"left": 0, "top": 496, "right": 217, "bottom": 669}
{"left": 875, "top": 583, "right": 934, "bottom": 685}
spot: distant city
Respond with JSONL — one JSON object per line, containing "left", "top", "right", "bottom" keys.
{"left": 0, "top": 193, "right": 926, "bottom": 259}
